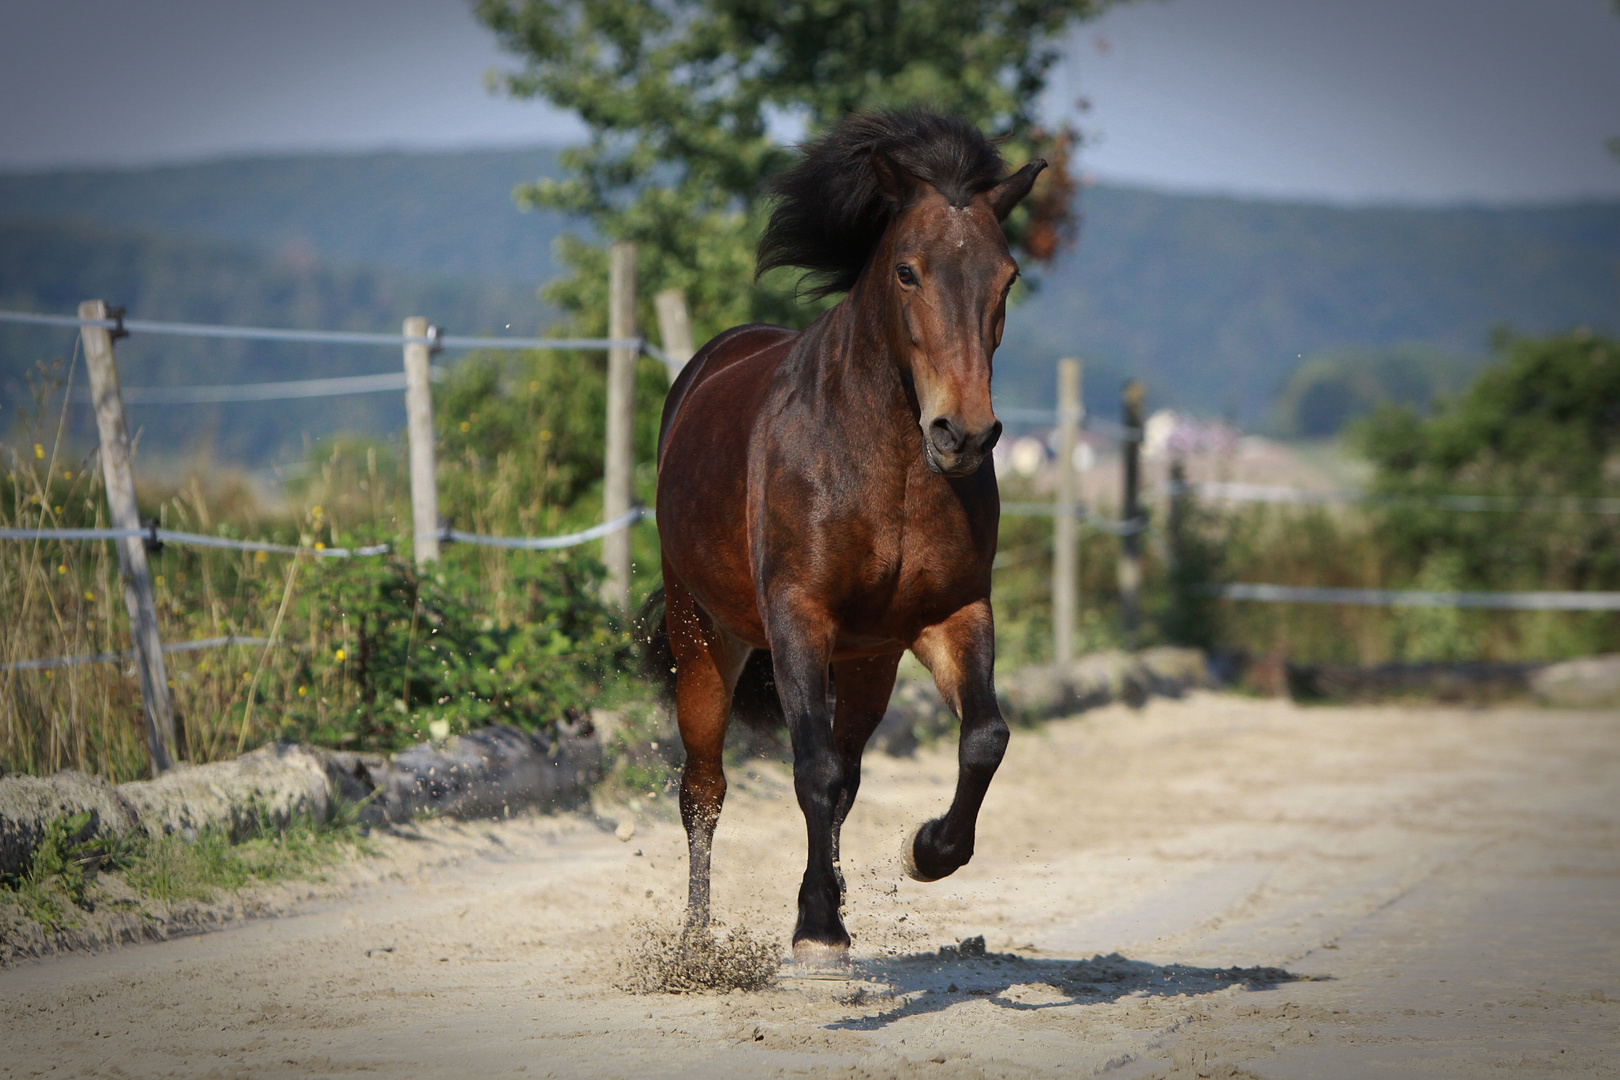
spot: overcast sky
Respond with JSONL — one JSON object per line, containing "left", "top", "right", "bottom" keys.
{"left": 1, "top": 0, "right": 1616, "bottom": 205}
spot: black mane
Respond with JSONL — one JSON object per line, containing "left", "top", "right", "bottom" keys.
{"left": 756, "top": 110, "right": 1008, "bottom": 298}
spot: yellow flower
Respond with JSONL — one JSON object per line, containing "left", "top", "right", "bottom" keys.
{"left": 155, "top": 575, "right": 165, "bottom": 586}
{"left": 254, "top": 550, "right": 268, "bottom": 563}
{"left": 528, "top": 381, "right": 540, "bottom": 393}
{"left": 314, "top": 542, "right": 325, "bottom": 550}
{"left": 335, "top": 648, "right": 346, "bottom": 661}
{"left": 56, "top": 564, "right": 66, "bottom": 575}
{"left": 33, "top": 443, "right": 44, "bottom": 459}
{"left": 62, "top": 470, "right": 72, "bottom": 480}
{"left": 459, "top": 421, "right": 471, "bottom": 433}
{"left": 298, "top": 685, "right": 308, "bottom": 697}
{"left": 54, "top": 506, "right": 63, "bottom": 514}
{"left": 539, "top": 429, "right": 552, "bottom": 442}
{"left": 83, "top": 591, "right": 94, "bottom": 602}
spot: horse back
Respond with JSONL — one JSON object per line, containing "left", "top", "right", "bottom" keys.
{"left": 657, "top": 323, "right": 797, "bottom": 466}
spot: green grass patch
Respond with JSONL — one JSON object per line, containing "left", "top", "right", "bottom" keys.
{"left": 2, "top": 809, "right": 377, "bottom": 937}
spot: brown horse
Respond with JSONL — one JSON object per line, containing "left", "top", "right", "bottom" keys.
{"left": 651, "top": 110, "right": 1045, "bottom": 971}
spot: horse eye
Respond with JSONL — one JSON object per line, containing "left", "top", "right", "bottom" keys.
{"left": 896, "top": 264, "right": 917, "bottom": 286}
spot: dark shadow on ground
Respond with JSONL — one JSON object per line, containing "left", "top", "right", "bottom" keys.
{"left": 824, "top": 937, "right": 1313, "bottom": 1031}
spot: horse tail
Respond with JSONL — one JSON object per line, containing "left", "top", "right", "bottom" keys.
{"left": 729, "top": 650, "right": 785, "bottom": 732}
{"left": 635, "top": 584, "right": 785, "bottom": 732}
{"left": 636, "top": 586, "right": 677, "bottom": 703}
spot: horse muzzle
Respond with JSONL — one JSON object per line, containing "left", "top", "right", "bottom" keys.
{"left": 924, "top": 415, "right": 1002, "bottom": 477}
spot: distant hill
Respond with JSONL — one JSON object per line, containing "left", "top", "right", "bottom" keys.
{"left": 0, "top": 147, "right": 571, "bottom": 285}
{"left": 0, "top": 219, "right": 545, "bottom": 462}
{"left": 999, "top": 187, "right": 1620, "bottom": 422}
{"left": 2, "top": 146, "right": 1617, "bottom": 445}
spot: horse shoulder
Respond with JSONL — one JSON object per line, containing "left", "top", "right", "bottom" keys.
{"left": 658, "top": 324, "right": 797, "bottom": 464}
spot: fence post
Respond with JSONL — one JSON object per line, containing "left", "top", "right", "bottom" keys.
{"left": 81, "top": 299, "right": 176, "bottom": 775}
{"left": 603, "top": 242, "right": 637, "bottom": 613}
{"left": 1053, "top": 358, "right": 1082, "bottom": 666}
{"left": 1119, "top": 379, "right": 1145, "bottom": 646}
{"left": 654, "top": 287, "right": 694, "bottom": 385}
{"left": 403, "top": 315, "right": 439, "bottom": 567}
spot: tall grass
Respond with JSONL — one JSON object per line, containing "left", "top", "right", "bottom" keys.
{"left": 2, "top": 365, "right": 630, "bottom": 782}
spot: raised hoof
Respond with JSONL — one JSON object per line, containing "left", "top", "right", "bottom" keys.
{"left": 789, "top": 939, "right": 852, "bottom": 979}
{"left": 901, "top": 824, "right": 948, "bottom": 882}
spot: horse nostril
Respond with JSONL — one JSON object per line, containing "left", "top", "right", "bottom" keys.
{"left": 979, "top": 420, "right": 1003, "bottom": 453}
{"left": 929, "top": 417, "right": 966, "bottom": 454}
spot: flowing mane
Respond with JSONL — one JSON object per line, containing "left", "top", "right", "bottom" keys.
{"left": 756, "top": 110, "right": 1009, "bottom": 298}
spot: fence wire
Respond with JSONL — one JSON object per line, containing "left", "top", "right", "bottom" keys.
{"left": 2, "top": 635, "right": 273, "bottom": 674}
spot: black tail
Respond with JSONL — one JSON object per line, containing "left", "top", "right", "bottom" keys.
{"left": 636, "top": 586, "right": 678, "bottom": 702}
{"left": 635, "top": 585, "right": 784, "bottom": 731}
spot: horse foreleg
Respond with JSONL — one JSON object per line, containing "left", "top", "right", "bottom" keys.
{"left": 665, "top": 574, "right": 749, "bottom": 936}
{"left": 904, "top": 599, "right": 1008, "bottom": 882}
{"left": 765, "top": 609, "right": 850, "bottom": 970}
{"left": 829, "top": 652, "right": 904, "bottom": 881}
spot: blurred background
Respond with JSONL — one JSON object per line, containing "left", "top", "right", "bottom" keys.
{"left": 2, "top": 0, "right": 1617, "bottom": 780}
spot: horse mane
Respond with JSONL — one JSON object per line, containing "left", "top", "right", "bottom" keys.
{"left": 756, "top": 109, "right": 1008, "bottom": 298}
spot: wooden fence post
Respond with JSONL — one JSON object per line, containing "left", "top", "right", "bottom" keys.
{"left": 1119, "top": 379, "right": 1145, "bottom": 646}
{"left": 403, "top": 315, "right": 439, "bottom": 567}
{"left": 603, "top": 243, "right": 637, "bottom": 613}
{"left": 1053, "top": 358, "right": 1082, "bottom": 667}
{"left": 81, "top": 299, "right": 176, "bottom": 775}
{"left": 654, "top": 287, "right": 694, "bottom": 385}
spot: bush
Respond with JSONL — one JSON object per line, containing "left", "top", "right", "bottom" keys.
{"left": 263, "top": 544, "right": 633, "bottom": 752}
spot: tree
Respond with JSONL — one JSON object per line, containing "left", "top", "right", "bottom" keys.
{"left": 1354, "top": 329, "right": 1620, "bottom": 600}
{"left": 473, "top": 0, "right": 1116, "bottom": 343}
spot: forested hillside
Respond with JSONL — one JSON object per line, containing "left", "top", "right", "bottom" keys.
{"left": 2, "top": 146, "right": 1616, "bottom": 451}
{"left": 0, "top": 219, "right": 545, "bottom": 462}
{"left": 999, "top": 188, "right": 1620, "bottom": 420}
{"left": 0, "top": 148, "right": 571, "bottom": 284}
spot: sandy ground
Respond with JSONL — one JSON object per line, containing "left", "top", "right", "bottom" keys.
{"left": 2, "top": 692, "right": 1617, "bottom": 1079}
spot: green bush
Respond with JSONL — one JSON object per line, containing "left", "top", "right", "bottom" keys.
{"left": 265, "top": 543, "right": 633, "bottom": 752}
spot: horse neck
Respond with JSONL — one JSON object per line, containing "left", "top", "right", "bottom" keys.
{"left": 803, "top": 276, "right": 919, "bottom": 439}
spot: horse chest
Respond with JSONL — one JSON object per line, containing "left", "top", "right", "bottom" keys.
{"left": 818, "top": 493, "right": 990, "bottom": 633}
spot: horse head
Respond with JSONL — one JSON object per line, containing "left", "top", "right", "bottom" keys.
{"left": 873, "top": 155, "right": 1046, "bottom": 477}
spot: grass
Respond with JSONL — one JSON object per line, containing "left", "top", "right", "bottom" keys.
{"left": 2, "top": 364, "right": 633, "bottom": 782}
{"left": 0, "top": 808, "right": 376, "bottom": 939}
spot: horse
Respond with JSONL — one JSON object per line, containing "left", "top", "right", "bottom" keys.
{"left": 649, "top": 109, "right": 1045, "bottom": 972}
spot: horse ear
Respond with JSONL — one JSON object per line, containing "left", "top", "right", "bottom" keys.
{"left": 989, "top": 159, "right": 1048, "bottom": 221}
{"left": 871, "top": 150, "right": 921, "bottom": 207}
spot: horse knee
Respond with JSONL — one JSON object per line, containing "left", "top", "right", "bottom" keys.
{"left": 792, "top": 750, "right": 843, "bottom": 808}
{"left": 960, "top": 714, "right": 1009, "bottom": 774}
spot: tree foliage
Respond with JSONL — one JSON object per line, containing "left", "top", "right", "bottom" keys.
{"left": 1354, "top": 329, "right": 1620, "bottom": 596}
{"left": 474, "top": 0, "right": 1113, "bottom": 342}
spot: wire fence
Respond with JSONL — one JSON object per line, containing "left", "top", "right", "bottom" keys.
{"left": 1, "top": 304, "right": 666, "bottom": 697}
{"left": 1185, "top": 480, "right": 1620, "bottom": 515}
{"left": 5, "top": 303, "right": 1616, "bottom": 688}
{"left": 1210, "top": 582, "right": 1620, "bottom": 612}
{"left": 2, "top": 635, "right": 273, "bottom": 674}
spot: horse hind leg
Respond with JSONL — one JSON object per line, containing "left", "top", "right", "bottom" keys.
{"left": 903, "top": 600, "right": 1008, "bottom": 883}
{"left": 664, "top": 573, "right": 749, "bottom": 935}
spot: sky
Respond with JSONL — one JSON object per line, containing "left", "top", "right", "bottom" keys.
{"left": 0, "top": 0, "right": 1617, "bottom": 205}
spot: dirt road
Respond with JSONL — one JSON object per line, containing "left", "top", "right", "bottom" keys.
{"left": 3, "top": 693, "right": 1617, "bottom": 1079}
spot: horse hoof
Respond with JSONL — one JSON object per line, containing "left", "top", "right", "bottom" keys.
{"left": 790, "top": 940, "right": 852, "bottom": 979}
{"left": 902, "top": 825, "right": 947, "bottom": 882}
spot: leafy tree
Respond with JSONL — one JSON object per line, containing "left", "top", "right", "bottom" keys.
{"left": 473, "top": 0, "right": 1116, "bottom": 344}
